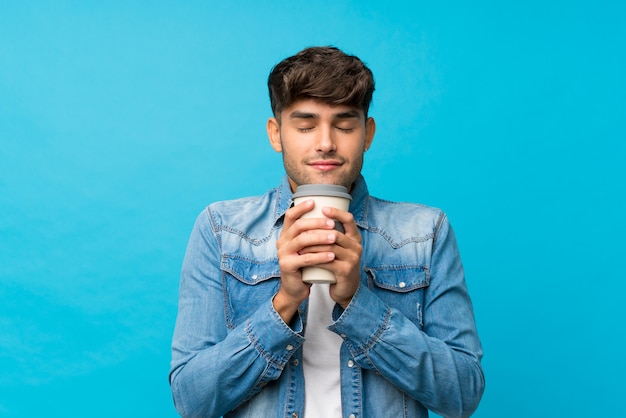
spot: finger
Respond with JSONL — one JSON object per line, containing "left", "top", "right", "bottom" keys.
{"left": 279, "top": 248, "right": 332, "bottom": 273}
{"left": 298, "top": 244, "right": 336, "bottom": 255}
{"left": 328, "top": 242, "right": 361, "bottom": 266}
{"left": 292, "top": 230, "right": 337, "bottom": 253}
{"left": 281, "top": 221, "right": 336, "bottom": 252}
{"left": 284, "top": 208, "right": 336, "bottom": 240}
{"left": 283, "top": 199, "right": 315, "bottom": 230}
{"left": 279, "top": 230, "right": 336, "bottom": 271}
{"left": 321, "top": 207, "right": 360, "bottom": 239}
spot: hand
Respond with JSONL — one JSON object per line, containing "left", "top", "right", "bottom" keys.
{"left": 296, "top": 205, "right": 363, "bottom": 309}
{"left": 321, "top": 206, "right": 362, "bottom": 309}
{"left": 273, "top": 199, "right": 338, "bottom": 322}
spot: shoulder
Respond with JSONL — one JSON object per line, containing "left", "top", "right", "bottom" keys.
{"left": 212, "top": 189, "right": 277, "bottom": 224}
{"left": 363, "top": 195, "right": 447, "bottom": 244}
{"left": 203, "top": 187, "right": 280, "bottom": 235}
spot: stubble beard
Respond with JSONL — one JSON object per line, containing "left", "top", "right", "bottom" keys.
{"left": 282, "top": 152, "right": 364, "bottom": 190}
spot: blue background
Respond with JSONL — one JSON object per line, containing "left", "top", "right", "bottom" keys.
{"left": 1, "top": 1, "right": 624, "bottom": 417}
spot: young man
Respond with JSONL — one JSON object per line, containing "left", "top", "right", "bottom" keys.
{"left": 170, "top": 46, "right": 484, "bottom": 418}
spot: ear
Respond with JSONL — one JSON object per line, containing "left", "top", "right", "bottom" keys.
{"left": 364, "top": 117, "right": 376, "bottom": 151}
{"left": 267, "top": 117, "right": 282, "bottom": 152}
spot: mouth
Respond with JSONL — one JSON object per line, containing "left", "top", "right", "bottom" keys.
{"left": 308, "top": 159, "right": 343, "bottom": 172}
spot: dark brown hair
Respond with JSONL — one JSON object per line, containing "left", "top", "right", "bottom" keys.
{"left": 268, "top": 46, "right": 375, "bottom": 119}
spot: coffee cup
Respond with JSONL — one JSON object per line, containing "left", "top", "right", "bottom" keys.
{"left": 292, "top": 184, "right": 352, "bottom": 284}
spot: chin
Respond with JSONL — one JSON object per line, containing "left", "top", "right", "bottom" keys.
{"left": 289, "top": 169, "right": 356, "bottom": 189}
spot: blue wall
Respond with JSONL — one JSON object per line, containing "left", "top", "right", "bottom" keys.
{"left": 1, "top": 1, "right": 624, "bottom": 416}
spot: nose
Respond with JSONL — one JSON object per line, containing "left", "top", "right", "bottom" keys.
{"left": 315, "top": 125, "right": 336, "bottom": 153}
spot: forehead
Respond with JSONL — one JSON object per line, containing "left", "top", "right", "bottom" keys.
{"left": 282, "top": 99, "right": 364, "bottom": 120}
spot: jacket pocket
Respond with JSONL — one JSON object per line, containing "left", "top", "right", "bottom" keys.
{"left": 222, "top": 255, "right": 280, "bottom": 328}
{"left": 365, "top": 266, "right": 429, "bottom": 328}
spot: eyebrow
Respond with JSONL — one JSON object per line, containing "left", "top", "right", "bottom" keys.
{"left": 288, "top": 110, "right": 362, "bottom": 120}
{"left": 289, "top": 111, "right": 318, "bottom": 120}
{"left": 334, "top": 110, "right": 361, "bottom": 119}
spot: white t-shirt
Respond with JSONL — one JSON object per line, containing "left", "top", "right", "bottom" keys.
{"left": 302, "top": 283, "right": 343, "bottom": 417}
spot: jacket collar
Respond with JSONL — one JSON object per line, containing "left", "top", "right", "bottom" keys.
{"left": 274, "top": 174, "right": 370, "bottom": 228}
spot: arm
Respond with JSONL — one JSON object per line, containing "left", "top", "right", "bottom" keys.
{"left": 328, "top": 215, "right": 485, "bottom": 418}
{"left": 169, "top": 209, "right": 304, "bottom": 418}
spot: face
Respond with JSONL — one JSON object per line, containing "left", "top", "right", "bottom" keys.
{"left": 267, "top": 99, "right": 376, "bottom": 191}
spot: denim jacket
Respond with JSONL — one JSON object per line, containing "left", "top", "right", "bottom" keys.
{"left": 170, "top": 175, "right": 484, "bottom": 418}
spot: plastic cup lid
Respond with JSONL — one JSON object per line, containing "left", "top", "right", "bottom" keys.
{"left": 292, "top": 184, "right": 352, "bottom": 200}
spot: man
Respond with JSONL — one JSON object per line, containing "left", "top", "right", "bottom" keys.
{"left": 170, "top": 46, "right": 484, "bottom": 418}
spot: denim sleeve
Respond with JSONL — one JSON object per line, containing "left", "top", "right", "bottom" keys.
{"left": 329, "top": 215, "right": 485, "bottom": 418}
{"left": 169, "top": 209, "right": 304, "bottom": 418}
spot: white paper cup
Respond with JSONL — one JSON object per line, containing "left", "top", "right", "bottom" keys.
{"left": 292, "top": 184, "right": 352, "bottom": 284}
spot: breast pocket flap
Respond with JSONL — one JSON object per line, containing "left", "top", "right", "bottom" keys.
{"left": 222, "top": 256, "right": 280, "bottom": 285}
{"left": 368, "top": 266, "right": 429, "bottom": 292}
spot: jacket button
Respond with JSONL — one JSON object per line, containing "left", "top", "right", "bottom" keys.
{"left": 292, "top": 413, "right": 299, "bottom": 418}
{"left": 286, "top": 344, "right": 294, "bottom": 351}
{"left": 347, "top": 360, "right": 354, "bottom": 368}
{"left": 293, "top": 359, "right": 299, "bottom": 366}
{"left": 399, "top": 281, "right": 406, "bottom": 288}
{"left": 349, "top": 414, "right": 356, "bottom": 418}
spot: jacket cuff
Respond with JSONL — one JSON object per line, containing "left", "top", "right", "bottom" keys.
{"left": 328, "top": 284, "right": 391, "bottom": 368}
{"left": 246, "top": 296, "right": 305, "bottom": 375}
